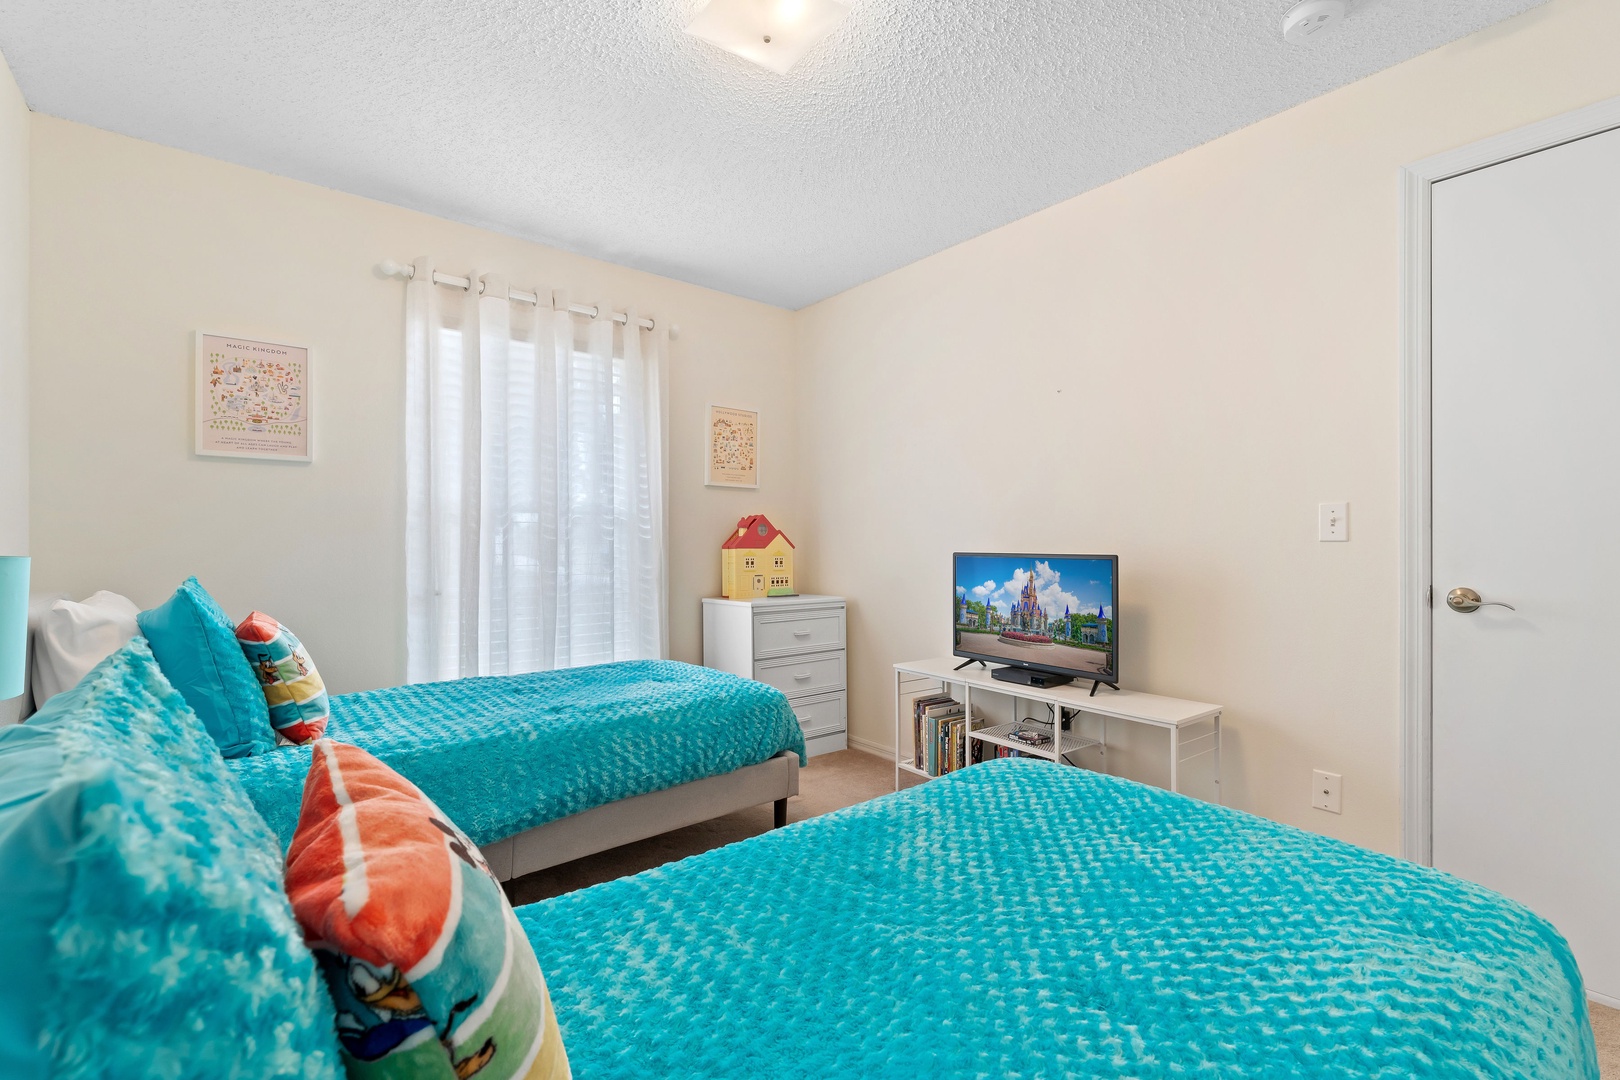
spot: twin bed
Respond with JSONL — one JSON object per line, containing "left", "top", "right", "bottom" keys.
{"left": 522, "top": 760, "right": 1600, "bottom": 1078}
{"left": 225, "top": 658, "right": 1598, "bottom": 1075}
{"left": 228, "top": 659, "right": 806, "bottom": 880}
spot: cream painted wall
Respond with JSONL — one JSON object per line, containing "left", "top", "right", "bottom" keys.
{"left": 29, "top": 117, "right": 797, "bottom": 693}
{"left": 0, "top": 53, "right": 27, "bottom": 723}
{"left": 0, "top": 56, "right": 26, "bottom": 557}
{"left": 794, "top": 0, "right": 1620, "bottom": 853}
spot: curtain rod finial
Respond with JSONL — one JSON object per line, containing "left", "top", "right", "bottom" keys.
{"left": 377, "top": 259, "right": 414, "bottom": 280}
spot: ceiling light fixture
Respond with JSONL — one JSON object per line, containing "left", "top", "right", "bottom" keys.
{"left": 685, "top": 0, "right": 851, "bottom": 74}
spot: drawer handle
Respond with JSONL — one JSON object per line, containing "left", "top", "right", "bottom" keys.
{"left": 793, "top": 630, "right": 812, "bottom": 638}
{"left": 793, "top": 672, "right": 812, "bottom": 681}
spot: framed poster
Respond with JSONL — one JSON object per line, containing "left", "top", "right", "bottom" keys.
{"left": 195, "top": 332, "right": 312, "bottom": 461}
{"left": 705, "top": 404, "right": 759, "bottom": 488}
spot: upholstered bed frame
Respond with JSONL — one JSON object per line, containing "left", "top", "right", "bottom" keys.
{"left": 479, "top": 750, "right": 800, "bottom": 881}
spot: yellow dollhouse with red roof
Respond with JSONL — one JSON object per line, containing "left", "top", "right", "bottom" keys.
{"left": 721, "top": 515, "right": 796, "bottom": 599}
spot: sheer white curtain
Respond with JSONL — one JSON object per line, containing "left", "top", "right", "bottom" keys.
{"left": 405, "top": 258, "right": 667, "bottom": 682}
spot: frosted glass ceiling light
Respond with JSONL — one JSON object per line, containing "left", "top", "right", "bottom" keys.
{"left": 685, "top": 0, "right": 851, "bottom": 74}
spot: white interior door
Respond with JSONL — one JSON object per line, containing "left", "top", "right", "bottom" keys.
{"left": 1431, "top": 124, "right": 1620, "bottom": 1005}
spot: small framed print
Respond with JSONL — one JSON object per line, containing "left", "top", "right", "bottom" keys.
{"left": 705, "top": 404, "right": 758, "bottom": 488}
{"left": 195, "top": 332, "right": 312, "bottom": 461}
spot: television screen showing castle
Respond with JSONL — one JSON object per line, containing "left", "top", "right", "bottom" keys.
{"left": 954, "top": 555, "right": 1115, "bottom": 677}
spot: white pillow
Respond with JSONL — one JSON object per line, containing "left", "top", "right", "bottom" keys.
{"left": 31, "top": 591, "right": 142, "bottom": 706}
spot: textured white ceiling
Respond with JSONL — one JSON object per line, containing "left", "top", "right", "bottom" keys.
{"left": 0, "top": 0, "right": 1545, "bottom": 308}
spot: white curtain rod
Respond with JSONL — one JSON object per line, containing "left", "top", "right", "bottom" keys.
{"left": 377, "top": 259, "right": 673, "bottom": 336}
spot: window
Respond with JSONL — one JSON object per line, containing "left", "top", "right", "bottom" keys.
{"left": 406, "top": 287, "right": 666, "bottom": 681}
{"left": 744, "top": 556, "right": 756, "bottom": 570}
{"left": 773, "top": 555, "right": 785, "bottom": 569}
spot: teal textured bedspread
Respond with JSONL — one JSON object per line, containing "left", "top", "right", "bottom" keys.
{"left": 228, "top": 660, "right": 805, "bottom": 849}
{"left": 519, "top": 759, "right": 1598, "bottom": 1079}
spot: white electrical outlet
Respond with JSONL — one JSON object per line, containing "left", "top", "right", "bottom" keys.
{"left": 1318, "top": 501, "right": 1348, "bottom": 542}
{"left": 1312, "top": 770, "right": 1343, "bottom": 814}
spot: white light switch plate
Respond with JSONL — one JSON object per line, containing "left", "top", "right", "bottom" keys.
{"left": 1312, "top": 769, "right": 1342, "bottom": 814}
{"left": 1318, "top": 501, "right": 1348, "bottom": 542}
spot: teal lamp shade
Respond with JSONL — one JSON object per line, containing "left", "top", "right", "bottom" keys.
{"left": 0, "top": 556, "right": 28, "bottom": 700}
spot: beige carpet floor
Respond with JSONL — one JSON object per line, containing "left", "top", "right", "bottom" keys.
{"left": 505, "top": 751, "right": 1620, "bottom": 1076}
{"left": 1595, "top": 1003, "right": 1619, "bottom": 1078}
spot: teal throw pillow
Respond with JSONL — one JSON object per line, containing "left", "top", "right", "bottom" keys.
{"left": 0, "top": 637, "right": 342, "bottom": 1079}
{"left": 137, "top": 576, "right": 274, "bottom": 757}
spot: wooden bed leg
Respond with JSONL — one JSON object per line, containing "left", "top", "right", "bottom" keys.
{"left": 774, "top": 798, "right": 788, "bottom": 829}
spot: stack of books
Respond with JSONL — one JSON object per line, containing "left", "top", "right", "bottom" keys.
{"left": 912, "top": 693, "right": 968, "bottom": 777}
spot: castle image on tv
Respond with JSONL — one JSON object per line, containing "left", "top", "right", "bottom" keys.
{"left": 954, "top": 556, "right": 1115, "bottom": 678}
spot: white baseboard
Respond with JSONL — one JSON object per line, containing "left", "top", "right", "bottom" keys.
{"left": 1591, "top": 989, "right": 1619, "bottom": 1010}
{"left": 846, "top": 733, "right": 892, "bottom": 761}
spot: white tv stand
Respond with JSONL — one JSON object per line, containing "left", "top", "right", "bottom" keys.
{"left": 893, "top": 657, "right": 1223, "bottom": 802}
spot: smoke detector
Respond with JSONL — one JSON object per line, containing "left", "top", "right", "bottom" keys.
{"left": 1283, "top": 0, "right": 1348, "bottom": 44}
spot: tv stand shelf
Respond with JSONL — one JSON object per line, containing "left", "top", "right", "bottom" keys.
{"left": 893, "top": 657, "right": 1223, "bottom": 802}
{"left": 973, "top": 719, "right": 1101, "bottom": 759}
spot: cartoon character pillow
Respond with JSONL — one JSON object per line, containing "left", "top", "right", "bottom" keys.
{"left": 284, "top": 740, "right": 569, "bottom": 1080}
{"left": 235, "top": 611, "right": 329, "bottom": 745}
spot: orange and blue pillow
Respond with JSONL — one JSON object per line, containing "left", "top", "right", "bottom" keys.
{"left": 284, "top": 740, "right": 569, "bottom": 1080}
{"left": 236, "top": 612, "right": 330, "bottom": 745}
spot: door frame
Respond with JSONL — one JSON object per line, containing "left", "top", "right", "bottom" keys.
{"left": 1400, "top": 96, "right": 1620, "bottom": 865}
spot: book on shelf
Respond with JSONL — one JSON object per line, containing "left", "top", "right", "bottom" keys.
{"left": 910, "top": 693, "right": 952, "bottom": 769}
{"left": 908, "top": 691, "right": 988, "bottom": 777}
{"left": 911, "top": 693, "right": 957, "bottom": 771}
{"left": 927, "top": 709, "right": 967, "bottom": 778}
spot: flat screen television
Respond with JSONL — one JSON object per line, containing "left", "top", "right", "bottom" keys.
{"left": 953, "top": 552, "right": 1118, "bottom": 691}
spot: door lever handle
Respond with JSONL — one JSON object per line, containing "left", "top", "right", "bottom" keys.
{"left": 1445, "top": 587, "right": 1516, "bottom": 614}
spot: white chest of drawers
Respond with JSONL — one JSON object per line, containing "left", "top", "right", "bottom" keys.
{"left": 703, "top": 595, "right": 847, "bottom": 757}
